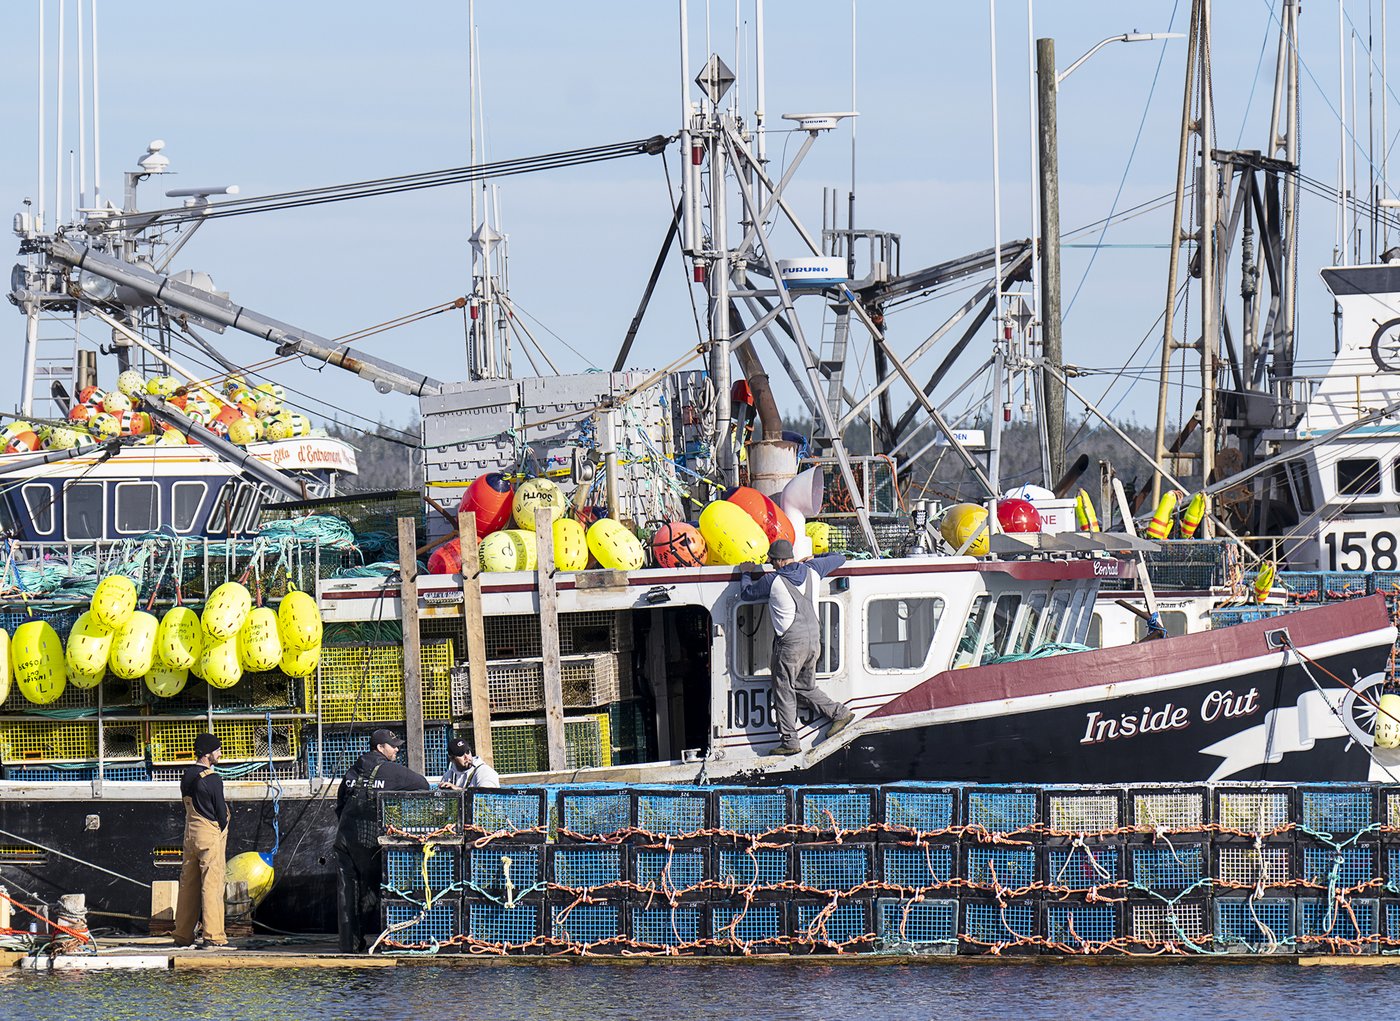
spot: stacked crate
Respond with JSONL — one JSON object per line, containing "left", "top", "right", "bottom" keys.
{"left": 1124, "top": 784, "right": 1213, "bottom": 952}
{"left": 1211, "top": 785, "right": 1297, "bottom": 953}
{"left": 960, "top": 786, "right": 1042, "bottom": 953}
{"left": 1040, "top": 787, "right": 1127, "bottom": 953}
{"left": 376, "top": 791, "right": 465, "bottom": 951}
{"left": 873, "top": 783, "right": 960, "bottom": 955}
{"left": 1294, "top": 785, "right": 1382, "bottom": 953}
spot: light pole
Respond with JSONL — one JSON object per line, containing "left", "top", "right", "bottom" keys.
{"left": 1037, "top": 31, "right": 1183, "bottom": 485}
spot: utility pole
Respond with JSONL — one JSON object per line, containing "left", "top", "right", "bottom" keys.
{"left": 1035, "top": 37, "right": 1066, "bottom": 483}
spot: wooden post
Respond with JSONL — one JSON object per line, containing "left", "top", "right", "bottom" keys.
{"left": 458, "top": 511, "right": 493, "bottom": 765}
{"left": 535, "top": 508, "right": 566, "bottom": 772}
{"left": 397, "top": 517, "right": 426, "bottom": 775}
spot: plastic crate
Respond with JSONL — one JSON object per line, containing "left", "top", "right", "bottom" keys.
{"left": 1296, "top": 785, "right": 1377, "bottom": 838}
{"left": 633, "top": 786, "right": 709, "bottom": 839}
{"left": 879, "top": 784, "right": 959, "bottom": 839}
{"left": 148, "top": 718, "right": 298, "bottom": 764}
{"left": 711, "top": 787, "right": 793, "bottom": 842}
{"left": 1320, "top": 572, "right": 1370, "bottom": 600}
{"left": 379, "top": 790, "right": 463, "bottom": 838}
{"left": 877, "top": 842, "right": 957, "bottom": 891}
{"left": 1213, "top": 896, "right": 1296, "bottom": 952}
{"left": 631, "top": 846, "right": 708, "bottom": 900}
{"left": 709, "top": 901, "right": 788, "bottom": 952}
{"left": 0, "top": 719, "right": 97, "bottom": 764}
{"left": 466, "top": 844, "right": 545, "bottom": 901}
{"left": 460, "top": 898, "right": 543, "bottom": 947}
{"left": 470, "top": 788, "right": 548, "bottom": 840}
{"left": 1209, "top": 607, "right": 1291, "bottom": 628}
{"left": 556, "top": 787, "right": 632, "bottom": 841}
{"left": 1213, "top": 785, "right": 1293, "bottom": 837}
{"left": 630, "top": 904, "right": 705, "bottom": 949}
{"left": 1382, "top": 789, "right": 1400, "bottom": 834}
{"left": 1271, "top": 571, "right": 1323, "bottom": 600}
{"left": 453, "top": 654, "right": 625, "bottom": 716}
{"left": 1297, "top": 897, "right": 1379, "bottom": 952}
{"left": 2, "top": 762, "right": 150, "bottom": 783}
{"left": 379, "top": 897, "right": 459, "bottom": 949}
{"left": 1298, "top": 843, "right": 1380, "bottom": 893}
{"left": 964, "top": 786, "right": 1039, "bottom": 835}
{"left": 1127, "top": 785, "right": 1209, "bottom": 837}
{"left": 549, "top": 900, "right": 626, "bottom": 950}
{"left": 1042, "top": 788, "right": 1124, "bottom": 838}
{"left": 1044, "top": 844, "right": 1123, "bottom": 891}
{"left": 874, "top": 897, "right": 958, "bottom": 954}
{"left": 383, "top": 845, "right": 459, "bottom": 900}
{"left": 1043, "top": 900, "right": 1122, "bottom": 951}
{"left": 796, "top": 786, "right": 879, "bottom": 837}
{"left": 309, "top": 641, "right": 454, "bottom": 723}
{"left": 489, "top": 713, "right": 611, "bottom": 774}
{"left": 1129, "top": 843, "right": 1209, "bottom": 894}
{"left": 964, "top": 846, "right": 1038, "bottom": 891}
{"left": 149, "top": 760, "right": 303, "bottom": 783}
{"left": 790, "top": 899, "right": 874, "bottom": 952}
{"left": 483, "top": 611, "right": 634, "bottom": 660}
{"left": 962, "top": 898, "right": 1039, "bottom": 950}
{"left": 712, "top": 846, "right": 790, "bottom": 896}
{"left": 1128, "top": 897, "right": 1211, "bottom": 950}
{"left": 795, "top": 843, "right": 873, "bottom": 893}
{"left": 1213, "top": 845, "right": 1294, "bottom": 889}
{"left": 548, "top": 844, "right": 626, "bottom": 892}
{"left": 301, "top": 722, "right": 452, "bottom": 780}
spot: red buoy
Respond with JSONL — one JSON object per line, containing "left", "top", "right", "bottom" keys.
{"left": 650, "top": 522, "right": 708, "bottom": 568}
{"left": 996, "top": 498, "right": 1042, "bottom": 533}
{"left": 724, "top": 486, "right": 796, "bottom": 545}
{"left": 460, "top": 472, "right": 515, "bottom": 537}
{"left": 427, "top": 537, "right": 464, "bottom": 576}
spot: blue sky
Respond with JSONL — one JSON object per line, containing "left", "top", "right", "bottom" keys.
{"left": 0, "top": 1, "right": 1387, "bottom": 443}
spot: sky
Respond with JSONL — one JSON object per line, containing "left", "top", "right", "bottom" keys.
{"left": 0, "top": 0, "right": 1390, "bottom": 453}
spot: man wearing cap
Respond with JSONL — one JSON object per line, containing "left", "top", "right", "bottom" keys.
{"left": 439, "top": 738, "right": 501, "bottom": 790}
{"left": 333, "top": 729, "right": 430, "bottom": 953}
{"left": 740, "top": 540, "right": 854, "bottom": 756}
{"left": 173, "top": 733, "right": 231, "bottom": 949}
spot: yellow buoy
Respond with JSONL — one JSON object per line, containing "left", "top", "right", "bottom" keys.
{"left": 1252, "top": 562, "right": 1276, "bottom": 605}
{"left": 0, "top": 629, "right": 9, "bottom": 707}
{"left": 91, "top": 574, "right": 138, "bottom": 631}
{"left": 238, "top": 607, "right": 283, "bottom": 672}
{"left": 1376, "top": 693, "right": 1400, "bottom": 749}
{"left": 200, "top": 635, "right": 243, "bottom": 689}
{"left": 552, "top": 518, "right": 589, "bottom": 571}
{"left": 1180, "top": 492, "right": 1208, "bottom": 539}
{"left": 12, "top": 621, "right": 66, "bottom": 705}
{"left": 587, "top": 519, "right": 646, "bottom": 570}
{"left": 65, "top": 611, "right": 113, "bottom": 677}
{"left": 939, "top": 503, "right": 990, "bottom": 556}
{"left": 144, "top": 665, "right": 189, "bottom": 699}
{"left": 280, "top": 643, "right": 320, "bottom": 679}
{"left": 226, "top": 851, "right": 276, "bottom": 906}
{"left": 698, "top": 501, "right": 770, "bottom": 566}
{"left": 277, "top": 590, "right": 322, "bottom": 652}
{"left": 156, "top": 606, "right": 204, "bottom": 670}
{"left": 202, "top": 582, "right": 252, "bottom": 640}
{"left": 512, "top": 477, "right": 567, "bottom": 530}
{"left": 1074, "top": 489, "right": 1100, "bottom": 532}
{"left": 66, "top": 663, "right": 104, "bottom": 690}
{"left": 479, "top": 529, "right": 537, "bottom": 572}
{"left": 108, "top": 610, "right": 159, "bottom": 680}
{"left": 1145, "top": 491, "right": 1180, "bottom": 540}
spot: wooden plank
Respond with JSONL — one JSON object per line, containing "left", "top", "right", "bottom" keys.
{"left": 397, "top": 516, "right": 426, "bottom": 775}
{"left": 535, "top": 508, "right": 566, "bottom": 771}
{"left": 459, "top": 511, "right": 493, "bottom": 765}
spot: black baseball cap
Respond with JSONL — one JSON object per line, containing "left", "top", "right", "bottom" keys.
{"left": 448, "top": 737, "right": 471, "bottom": 757}
{"left": 193, "top": 733, "right": 222, "bottom": 756}
{"left": 370, "top": 729, "right": 404, "bottom": 749}
{"left": 768, "top": 539, "right": 795, "bottom": 560}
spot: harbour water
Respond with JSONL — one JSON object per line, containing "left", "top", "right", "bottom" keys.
{"left": 0, "top": 961, "right": 1387, "bottom": 1021}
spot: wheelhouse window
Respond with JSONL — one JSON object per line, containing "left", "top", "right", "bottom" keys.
{"left": 171, "top": 482, "right": 207, "bottom": 533}
{"left": 865, "top": 597, "right": 944, "bottom": 671}
{"left": 1285, "top": 459, "right": 1315, "bottom": 513}
{"left": 21, "top": 483, "right": 56, "bottom": 536}
{"left": 63, "top": 482, "right": 105, "bottom": 540}
{"left": 207, "top": 482, "right": 237, "bottom": 535}
{"left": 1010, "top": 593, "right": 1047, "bottom": 655}
{"left": 1337, "top": 458, "right": 1382, "bottom": 496}
{"left": 735, "top": 601, "right": 841, "bottom": 678}
{"left": 115, "top": 482, "right": 160, "bottom": 535}
{"left": 1039, "top": 590, "right": 1074, "bottom": 645}
{"left": 953, "top": 595, "right": 991, "bottom": 668}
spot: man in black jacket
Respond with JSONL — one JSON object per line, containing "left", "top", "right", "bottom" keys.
{"left": 333, "top": 728, "right": 429, "bottom": 952}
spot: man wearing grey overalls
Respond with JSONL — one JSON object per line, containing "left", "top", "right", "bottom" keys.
{"left": 740, "top": 539, "right": 855, "bottom": 755}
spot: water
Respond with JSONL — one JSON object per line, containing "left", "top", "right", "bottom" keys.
{"left": 0, "top": 961, "right": 1389, "bottom": 1021}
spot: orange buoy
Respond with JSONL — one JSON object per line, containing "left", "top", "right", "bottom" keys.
{"left": 427, "top": 537, "right": 463, "bottom": 576}
{"left": 460, "top": 473, "right": 515, "bottom": 537}
{"left": 724, "top": 486, "right": 795, "bottom": 545}
{"left": 1145, "top": 491, "right": 1179, "bottom": 540}
{"left": 651, "top": 522, "right": 707, "bottom": 568}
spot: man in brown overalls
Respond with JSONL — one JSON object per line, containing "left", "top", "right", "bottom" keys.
{"left": 173, "top": 733, "right": 231, "bottom": 949}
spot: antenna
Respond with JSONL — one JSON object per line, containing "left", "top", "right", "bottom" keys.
{"left": 91, "top": 0, "right": 102, "bottom": 208}
{"left": 37, "top": 0, "right": 45, "bottom": 234}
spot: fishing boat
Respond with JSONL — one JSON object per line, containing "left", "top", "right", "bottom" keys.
{"left": 0, "top": 0, "right": 1395, "bottom": 937}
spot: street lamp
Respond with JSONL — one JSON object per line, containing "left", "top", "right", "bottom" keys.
{"left": 1037, "top": 31, "right": 1185, "bottom": 484}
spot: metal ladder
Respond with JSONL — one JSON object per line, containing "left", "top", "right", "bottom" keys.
{"left": 27, "top": 306, "right": 80, "bottom": 419}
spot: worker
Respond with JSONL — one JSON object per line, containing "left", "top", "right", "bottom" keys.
{"left": 439, "top": 737, "right": 501, "bottom": 789}
{"left": 173, "top": 733, "right": 231, "bottom": 949}
{"left": 333, "top": 728, "right": 429, "bottom": 953}
{"left": 740, "top": 538, "right": 855, "bottom": 756}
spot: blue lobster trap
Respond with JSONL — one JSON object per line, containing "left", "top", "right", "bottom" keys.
{"left": 874, "top": 898, "right": 958, "bottom": 954}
